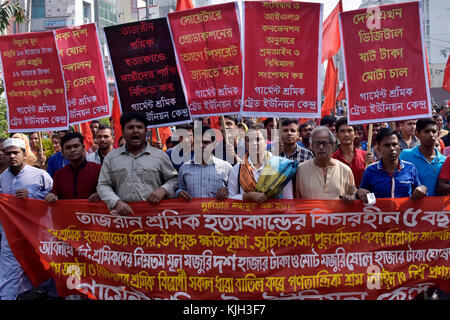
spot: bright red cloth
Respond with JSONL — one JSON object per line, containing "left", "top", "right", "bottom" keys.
{"left": 332, "top": 147, "right": 367, "bottom": 187}
{"left": 444, "top": 55, "right": 450, "bottom": 92}
{"left": 321, "top": 0, "right": 342, "bottom": 63}
{"left": 321, "top": 58, "right": 338, "bottom": 117}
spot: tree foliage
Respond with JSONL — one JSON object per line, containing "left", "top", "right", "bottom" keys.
{"left": 0, "top": 1, "right": 25, "bottom": 35}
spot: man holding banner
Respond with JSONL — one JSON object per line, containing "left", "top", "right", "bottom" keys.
{"left": 357, "top": 128, "right": 427, "bottom": 202}
{"left": 97, "top": 112, "right": 178, "bottom": 216}
{"left": 0, "top": 138, "right": 53, "bottom": 300}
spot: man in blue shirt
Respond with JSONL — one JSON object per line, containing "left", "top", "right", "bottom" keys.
{"left": 0, "top": 138, "right": 53, "bottom": 300}
{"left": 357, "top": 128, "right": 427, "bottom": 202}
{"left": 46, "top": 130, "right": 69, "bottom": 178}
{"left": 399, "top": 118, "right": 446, "bottom": 196}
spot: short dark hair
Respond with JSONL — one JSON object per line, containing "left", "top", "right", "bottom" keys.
{"left": 120, "top": 112, "right": 149, "bottom": 131}
{"left": 97, "top": 124, "right": 113, "bottom": 135}
{"left": 281, "top": 119, "right": 298, "bottom": 128}
{"left": 299, "top": 122, "right": 311, "bottom": 131}
{"left": 263, "top": 118, "right": 273, "bottom": 127}
{"left": 320, "top": 115, "right": 336, "bottom": 126}
{"left": 60, "top": 132, "right": 84, "bottom": 149}
{"left": 375, "top": 128, "right": 399, "bottom": 145}
{"left": 90, "top": 120, "right": 100, "bottom": 125}
{"left": 416, "top": 118, "right": 436, "bottom": 133}
{"left": 223, "top": 115, "right": 238, "bottom": 125}
{"left": 335, "top": 117, "right": 352, "bottom": 133}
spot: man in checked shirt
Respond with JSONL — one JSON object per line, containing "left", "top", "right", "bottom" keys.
{"left": 97, "top": 112, "right": 178, "bottom": 216}
{"left": 176, "top": 125, "right": 232, "bottom": 201}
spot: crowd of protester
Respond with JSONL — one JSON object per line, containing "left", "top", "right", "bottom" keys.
{"left": 0, "top": 104, "right": 450, "bottom": 300}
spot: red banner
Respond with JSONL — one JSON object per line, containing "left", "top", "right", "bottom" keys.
{"left": 339, "top": 1, "right": 432, "bottom": 125}
{"left": 0, "top": 31, "right": 68, "bottom": 132}
{"left": 0, "top": 194, "right": 449, "bottom": 300}
{"left": 241, "top": 1, "right": 322, "bottom": 118}
{"left": 167, "top": 3, "right": 242, "bottom": 117}
{"left": 55, "top": 24, "right": 110, "bottom": 125}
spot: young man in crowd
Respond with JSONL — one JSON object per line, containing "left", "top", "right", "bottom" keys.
{"left": 177, "top": 126, "right": 231, "bottom": 201}
{"left": 215, "top": 115, "right": 245, "bottom": 165}
{"left": 277, "top": 119, "right": 314, "bottom": 164}
{"left": 357, "top": 128, "right": 427, "bottom": 202}
{"left": 97, "top": 112, "right": 178, "bottom": 216}
{"left": 332, "top": 117, "right": 374, "bottom": 187}
{"left": 298, "top": 122, "right": 313, "bottom": 149}
{"left": 400, "top": 118, "right": 446, "bottom": 196}
{"left": 397, "top": 119, "right": 419, "bottom": 151}
{"left": 0, "top": 138, "right": 53, "bottom": 300}
{"left": 46, "top": 130, "right": 70, "bottom": 178}
{"left": 86, "top": 124, "right": 114, "bottom": 165}
{"left": 45, "top": 132, "right": 101, "bottom": 203}
{"left": 320, "top": 115, "right": 337, "bottom": 135}
{"left": 166, "top": 124, "right": 194, "bottom": 172}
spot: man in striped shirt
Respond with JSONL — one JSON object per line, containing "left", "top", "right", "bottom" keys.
{"left": 357, "top": 128, "right": 427, "bottom": 202}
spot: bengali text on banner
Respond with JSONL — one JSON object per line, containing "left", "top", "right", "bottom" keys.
{"left": 339, "top": 1, "right": 432, "bottom": 125}
{"left": 104, "top": 18, "right": 191, "bottom": 127}
{"left": 0, "top": 194, "right": 448, "bottom": 300}
{"left": 242, "top": 1, "right": 322, "bottom": 118}
{"left": 55, "top": 24, "right": 111, "bottom": 125}
{"left": 0, "top": 31, "right": 68, "bottom": 132}
{"left": 167, "top": 3, "right": 242, "bottom": 117}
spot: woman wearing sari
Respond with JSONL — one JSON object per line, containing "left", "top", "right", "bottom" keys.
{"left": 228, "top": 128, "right": 298, "bottom": 202}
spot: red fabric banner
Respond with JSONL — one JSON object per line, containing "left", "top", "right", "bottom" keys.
{"left": 444, "top": 55, "right": 450, "bottom": 93}
{"left": 167, "top": 3, "right": 242, "bottom": 117}
{"left": 55, "top": 24, "right": 111, "bottom": 125}
{"left": 0, "top": 31, "right": 68, "bottom": 132}
{"left": 321, "top": 58, "right": 338, "bottom": 117}
{"left": 0, "top": 194, "right": 449, "bottom": 300}
{"left": 111, "top": 90, "right": 123, "bottom": 149}
{"left": 339, "top": 2, "right": 432, "bottom": 125}
{"left": 241, "top": 1, "right": 322, "bottom": 118}
{"left": 337, "top": 81, "right": 346, "bottom": 101}
{"left": 321, "top": 0, "right": 342, "bottom": 63}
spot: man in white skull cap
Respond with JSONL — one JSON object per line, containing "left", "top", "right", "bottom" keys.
{"left": 0, "top": 138, "right": 53, "bottom": 300}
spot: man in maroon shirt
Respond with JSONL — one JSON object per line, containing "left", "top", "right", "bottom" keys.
{"left": 45, "top": 132, "right": 101, "bottom": 203}
{"left": 332, "top": 117, "right": 374, "bottom": 187}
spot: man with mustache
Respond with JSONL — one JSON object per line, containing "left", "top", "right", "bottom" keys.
{"left": 97, "top": 112, "right": 178, "bottom": 216}
{"left": 86, "top": 124, "right": 114, "bottom": 165}
{"left": 357, "top": 128, "right": 427, "bottom": 202}
{"left": 294, "top": 126, "right": 355, "bottom": 201}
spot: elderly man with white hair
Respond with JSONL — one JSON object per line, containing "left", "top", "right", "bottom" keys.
{"left": 294, "top": 126, "right": 356, "bottom": 201}
{"left": 0, "top": 138, "right": 53, "bottom": 300}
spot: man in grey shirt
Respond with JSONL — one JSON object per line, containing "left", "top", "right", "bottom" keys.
{"left": 97, "top": 112, "right": 178, "bottom": 216}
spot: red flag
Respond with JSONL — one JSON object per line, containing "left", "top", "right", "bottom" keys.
{"left": 151, "top": 127, "right": 172, "bottom": 149}
{"left": 444, "top": 55, "right": 450, "bottom": 92}
{"left": 80, "top": 122, "right": 93, "bottom": 151}
{"left": 337, "top": 82, "right": 346, "bottom": 101}
{"left": 111, "top": 90, "right": 123, "bottom": 149}
{"left": 176, "top": 0, "right": 194, "bottom": 11}
{"left": 321, "top": 58, "right": 338, "bottom": 117}
{"left": 321, "top": 0, "right": 342, "bottom": 64}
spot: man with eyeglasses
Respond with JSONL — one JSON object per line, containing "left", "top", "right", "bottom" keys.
{"left": 294, "top": 126, "right": 356, "bottom": 202}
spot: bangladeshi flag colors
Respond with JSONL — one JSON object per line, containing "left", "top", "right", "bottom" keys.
{"left": 55, "top": 24, "right": 111, "bottom": 125}
{"left": 0, "top": 31, "right": 68, "bottom": 132}
{"left": 241, "top": 1, "right": 322, "bottom": 118}
{"left": 339, "top": 1, "right": 432, "bottom": 125}
{"left": 167, "top": 2, "right": 242, "bottom": 117}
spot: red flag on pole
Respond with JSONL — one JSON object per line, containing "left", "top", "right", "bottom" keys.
{"left": 337, "top": 82, "right": 346, "bottom": 101}
{"left": 176, "top": 0, "right": 194, "bottom": 11}
{"left": 321, "top": 0, "right": 342, "bottom": 64}
{"left": 111, "top": 90, "right": 123, "bottom": 149}
{"left": 321, "top": 58, "right": 338, "bottom": 117}
{"left": 443, "top": 55, "right": 450, "bottom": 92}
{"left": 80, "top": 122, "right": 93, "bottom": 151}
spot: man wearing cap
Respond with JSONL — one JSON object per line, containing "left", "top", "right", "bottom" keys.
{"left": 0, "top": 138, "right": 53, "bottom": 300}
